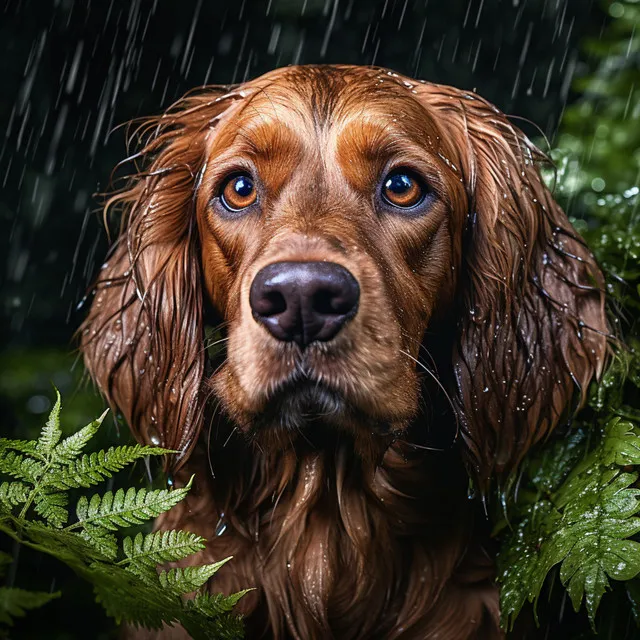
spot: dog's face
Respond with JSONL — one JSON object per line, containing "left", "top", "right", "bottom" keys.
{"left": 81, "top": 65, "right": 607, "bottom": 485}
{"left": 197, "top": 70, "right": 464, "bottom": 451}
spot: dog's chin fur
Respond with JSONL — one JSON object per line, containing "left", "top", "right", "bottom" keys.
{"left": 245, "top": 378, "right": 397, "bottom": 461}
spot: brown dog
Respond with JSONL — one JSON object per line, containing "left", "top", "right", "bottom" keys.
{"left": 81, "top": 65, "right": 608, "bottom": 639}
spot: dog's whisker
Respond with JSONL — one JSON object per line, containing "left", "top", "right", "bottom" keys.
{"left": 399, "top": 349, "right": 460, "bottom": 446}
{"left": 222, "top": 426, "right": 239, "bottom": 449}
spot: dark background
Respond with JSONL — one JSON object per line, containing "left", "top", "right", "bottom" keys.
{"left": 0, "top": 0, "right": 619, "bottom": 637}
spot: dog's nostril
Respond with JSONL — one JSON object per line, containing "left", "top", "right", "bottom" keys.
{"left": 257, "top": 291, "right": 287, "bottom": 317}
{"left": 250, "top": 261, "right": 360, "bottom": 347}
{"left": 312, "top": 289, "right": 336, "bottom": 315}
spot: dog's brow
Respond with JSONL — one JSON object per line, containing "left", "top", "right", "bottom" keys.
{"left": 231, "top": 120, "right": 301, "bottom": 161}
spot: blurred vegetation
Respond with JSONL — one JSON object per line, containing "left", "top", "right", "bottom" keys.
{"left": 0, "top": 0, "right": 638, "bottom": 637}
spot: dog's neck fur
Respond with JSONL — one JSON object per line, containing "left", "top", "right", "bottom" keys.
{"left": 157, "top": 426, "right": 501, "bottom": 639}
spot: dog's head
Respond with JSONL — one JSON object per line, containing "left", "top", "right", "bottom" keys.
{"left": 81, "top": 65, "right": 608, "bottom": 487}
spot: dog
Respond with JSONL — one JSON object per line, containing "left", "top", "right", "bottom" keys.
{"left": 81, "top": 65, "right": 608, "bottom": 639}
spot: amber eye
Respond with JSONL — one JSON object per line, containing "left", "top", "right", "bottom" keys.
{"left": 220, "top": 174, "right": 257, "bottom": 211}
{"left": 381, "top": 170, "right": 426, "bottom": 208}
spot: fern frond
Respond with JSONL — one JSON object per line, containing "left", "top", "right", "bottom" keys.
{"left": 188, "top": 590, "right": 249, "bottom": 617}
{"left": 122, "top": 530, "right": 206, "bottom": 570}
{"left": 80, "top": 528, "right": 119, "bottom": 561}
{"left": 498, "top": 418, "right": 640, "bottom": 629}
{"left": 158, "top": 558, "right": 230, "bottom": 594}
{"left": 182, "top": 593, "right": 246, "bottom": 640}
{"left": 0, "top": 451, "right": 44, "bottom": 484}
{"left": 74, "top": 480, "right": 193, "bottom": 532}
{"left": 47, "top": 445, "right": 173, "bottom": 490}
{"left": 0, "top": 393, "right": 245, "bottom": 638}
{"left": 0, "top": 439, "right": 39, "bottom": 457}
{"left": 21, "top": 521, "right": 116, "bottom": 566}
{"left": 36, "top": 388, "right": 62, "bottom": 455}
{"left": 0, "top": 482, "right": 29, "bottom": 510}
{"left": 0, "top": 587, "right": 60, "bottom": 626}
{"left": 33, "top": 490, "right": 68, "bottom": 528}
{"left": 181, "top": 610, "right": 245, "bottom": 640}
{"left": 51, "top": 410, "right": 109, "bottom": 464}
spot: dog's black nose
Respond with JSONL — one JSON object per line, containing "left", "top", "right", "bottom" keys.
{"left": 249, "top": 261, "right": 360, "bottom": 348}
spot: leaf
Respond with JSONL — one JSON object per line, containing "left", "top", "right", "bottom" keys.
{"left": 51, "top": 410, "right": 109, "bottom": 464}
{"left": 189, "top": 591, "right": 249, "bottom": 617}
{"left": 600, "top": 418, "right": 640, "bottom": 466}
{"left": 36, "top": 388, "right": 62, "bottom": 455}
{"left": 47, "top": 444, "right": 173, "bottom": 490}
{"left": 32, "top": 490, "right": 69, "bottom": 528}
{"left": 0, "top": 394, "right": 244, "bottom": 638}
{"left": 528, "top": 428, "right": 589, "bottom": 495}
{"left": 20, "top": 521, "right": 116, "bottom": 567}
{"left": 158, "top": 558, "right": 231, "bottom": 594}
{"left": 561, "top": 537, "right": 640, "bottom": 624}
{"left": 498, "top": 418, "right": 640, "bottom": 630}
{"left": 122, "top": 530, "right": 206, "bottom": 571}
{"left": 0, "top": 439, "right": 39, "bottom": 457}
{"left": 0, "top": 587, "right": 60, "bottom": 626}
{"left": 497, "top": 500, "right": 562, "bottom": 628}
{"left": 0, "top": 451, "right": 44, "bottom": 484}
{"left": 0, "top": 482, "right": 29, "bottom": 511}
{"left": 80, "top": 528, "right": 119, "bottom": 561}
{"left": 75, "top": 480, "right": 193, "bottom": 532}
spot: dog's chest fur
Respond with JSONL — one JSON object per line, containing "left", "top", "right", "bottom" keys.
{"left": 155, "top": 443, "right": 502, "bottom": 640}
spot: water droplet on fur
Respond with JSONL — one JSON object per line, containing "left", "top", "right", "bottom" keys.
{"left": 148, "top": 427, "right": 161, "bottom": 446}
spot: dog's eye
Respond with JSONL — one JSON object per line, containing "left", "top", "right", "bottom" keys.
{"left": 220, "top": 174, "right": 257, "bottom": 211}
{"left": 381, "top": 170, "right": 426, "bottom": 209}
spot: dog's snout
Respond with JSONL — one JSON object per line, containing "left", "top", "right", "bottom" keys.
{"left": 249, "top": 261, "right": 360, "bottom": 347}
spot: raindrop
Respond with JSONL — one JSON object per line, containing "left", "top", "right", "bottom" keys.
{"left": 215, "top": 513, "right": 228, "bottom": 537}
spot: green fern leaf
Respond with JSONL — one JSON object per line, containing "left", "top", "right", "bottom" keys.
{"left": 51, "top": 409, "right": 109, "bottom": 464}
{"left": 181, "top": 604, "right": 245, "bottom": 640}
{"left": 553, "top": 468, "right": 640, "bottom": 623}
{"left": 600, "top": 418, "right": 640, "bottom": 466}
{"left": 0, "top": 451, "right": 44, "bottom": 484}
{"left": 47, "top": 445, "right": 172, "bottom": 490}
{"left": 0, "top": 394, "right": 245, "bottom": 638}
{"left": 33, "top": 490, "right": 68, "bottom": 528}
{"left": 36, "top": 388, "right": 62, "bottom": 455}
{"left": 0, "top": 482, "right": 30, "bottom": 510}
{"left": 498, "top": 418, "right": 640, "bottom": 630}
{"left": 75, "top": 480, "right": 193, "bottom": 532}
{"left": 80, "top": 528, "right": 119, "bottom": 561}
{"left": 188, "top": 590, "right": 250, "bottom": 617}
{"left": 122, "top": 530, "right": 206, "bottom": 570}
{"left": 19, "top": 521, "right": 115, "bottom": 566}
{"left": 0, "top": 439, "right": 39, "bottom": 457}
{"left": 158, "top": 558, "right": 230, "bottom": 594}
{"left": 0, "top": 587, "right": 60, "bottom": 626}
{"left": 91, "top": 571, "right": 174, "bottom": 630}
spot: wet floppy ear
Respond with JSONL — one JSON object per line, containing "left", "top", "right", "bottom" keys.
{"left": 80, "top": 89, "right": 242, "bottom": 466}
{"left": 420, "top": 86, "right": 609, "bottom": 488}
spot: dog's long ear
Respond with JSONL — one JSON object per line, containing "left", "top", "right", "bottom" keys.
{"left": 80, "top": 89, "right": 243, "bottom": 467}
{"left": 418, "top": 84, "right": 609, "bottom": 488}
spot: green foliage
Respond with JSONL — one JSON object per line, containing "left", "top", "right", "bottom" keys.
{"left": 498, "top": 419, "right": 640, "bottom": 629}
{"left": 497, "top": 1, "right": 640, "bottom": 634}
{"left": 0, "top": 392, "right": 246, "bottom": 639}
